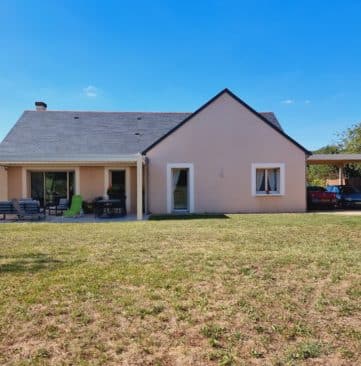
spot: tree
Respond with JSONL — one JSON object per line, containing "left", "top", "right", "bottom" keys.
{"left": 339, "top": 122, "right": 361, "bottom": 153}
{"left": 307, "top": 122, "right": 361, "bottom": 185}
{"left": 307, "top": 145, "right": 340, "bottom": 186}
{"left": 338, "top": 122, "right": 361, "bottom": 177}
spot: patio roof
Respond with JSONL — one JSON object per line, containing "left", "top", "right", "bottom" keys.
{"left": 0, "top": 153, "right": 144, "bottom": 166}
{"left": 307, "top": 154, "right": 361, "bottom": 165}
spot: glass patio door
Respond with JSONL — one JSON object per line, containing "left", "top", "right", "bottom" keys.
{"left": 172, "top": 168, "right": 189, "bottom": 211}
{"left": 30, "top": 171, "right": 75, "bottom": 207}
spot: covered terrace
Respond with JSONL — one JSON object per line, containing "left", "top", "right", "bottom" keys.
{"left": 307, "top": 153, "right": 361, "bottom": 185}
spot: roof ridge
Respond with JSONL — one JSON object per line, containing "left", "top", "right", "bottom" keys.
{"left": 24, "top": 109, "right": 275, "bottom": 115}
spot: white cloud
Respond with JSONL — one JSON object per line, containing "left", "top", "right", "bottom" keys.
{"left": 83, "top": 85, "right": 98, "bottom": 97}
{"left": 305, "top": 100, "right": 311, "bottom": 104}
{"left": 281, "top": 99, "right": 294, "bottom": 104}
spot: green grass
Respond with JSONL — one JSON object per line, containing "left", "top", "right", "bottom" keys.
{"left": 0, "top": 213, "right": 360, "bottom": 365}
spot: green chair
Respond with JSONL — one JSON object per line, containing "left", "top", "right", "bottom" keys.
{"left": 63, "top": 195, "right": 83, "bottom": 218}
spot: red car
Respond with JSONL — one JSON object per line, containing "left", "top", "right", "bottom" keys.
{"left": 307, "top": 186, "right": 336, "bottom": 209}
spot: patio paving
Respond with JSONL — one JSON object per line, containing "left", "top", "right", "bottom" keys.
{"left": 0, "top": 214, "right": 147, "bottom": 223}
{"left": 312, "top": 209, "right": 361, "bottom": 216}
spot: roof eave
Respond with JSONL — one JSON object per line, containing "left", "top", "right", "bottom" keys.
{"left": 0, "top": 153, "right": 143, "bottom": 166}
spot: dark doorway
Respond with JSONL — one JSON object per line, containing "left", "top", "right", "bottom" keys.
{"left": 110, "top": 170, "right": 126, "bottom": 199}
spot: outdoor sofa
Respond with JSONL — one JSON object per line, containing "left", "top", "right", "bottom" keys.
{"left": 0, "top": 199, "right": 45, "bottom": 221}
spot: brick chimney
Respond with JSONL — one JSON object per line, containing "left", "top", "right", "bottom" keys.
{"left": 35, "top": 101, "right": 47, "bottom": 111}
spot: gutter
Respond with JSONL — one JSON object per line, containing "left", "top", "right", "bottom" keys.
{"left": 0, "top": 154, "right": 143, "bottom": 166}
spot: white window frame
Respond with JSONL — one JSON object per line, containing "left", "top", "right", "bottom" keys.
{"left": 251, "top": 163, "right": 285, "bottom": 196}
{"left": 167, "top": 163, "right": 194, "bottom": 213}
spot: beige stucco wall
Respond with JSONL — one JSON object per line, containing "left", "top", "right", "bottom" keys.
{"left": 79, "top": 167, "right": 105, "bottom": 201}
{"left": 7, "top": 167, "right": 23, "bottom": 200}
{"left": 147, "top": 92, "right": 307, "bottom": 214}
{"left": 0, "top": 166, "right": 8, "bottom": 200}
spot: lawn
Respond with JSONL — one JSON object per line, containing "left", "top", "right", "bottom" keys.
{"left": 0, "top": 214, "right": 360, "bottom": 365}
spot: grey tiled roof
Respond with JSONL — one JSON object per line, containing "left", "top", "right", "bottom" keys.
{"left": 308, "top": 154, "right": 361, "bottom": 162}
{"left": 0, "top": 110, "right": 282, "bottom": 161}
{"left": 260, "top": 112, "right": 283, "bottom": 131}
{"left": 0, "top": 111, "right": 191, "bottom": 159}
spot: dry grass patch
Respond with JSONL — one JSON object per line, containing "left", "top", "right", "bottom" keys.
{"left": 0, "top": 213, "right": 360, "bottom": 365}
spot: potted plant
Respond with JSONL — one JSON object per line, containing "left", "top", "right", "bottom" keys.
{"left": 82, "top": 201, "right": 94, "bottom": 214}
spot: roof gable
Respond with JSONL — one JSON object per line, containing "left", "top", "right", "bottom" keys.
{"left": 142, "top": 88, "right": 310, "bottom": 155}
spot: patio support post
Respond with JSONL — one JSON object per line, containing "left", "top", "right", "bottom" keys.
{"left": 137, "top": 155, "right": 143, "bottom": 220}
{"left": 338, "top": 164, "right": 344, "bottom": 185}
{"left": 0, "top": 166, "right": 8, "bottom": 200}
{"left": 21, "top": 167, "right": 28, "bottom": 198}
{"left": 104, "top": 168, "right": 109, "bottom": 197}
{"left": 75, "top": 167, "right": 80, "bottom": 195}
{"left": 144, "top": 161, "right": 148, "bottom": 214}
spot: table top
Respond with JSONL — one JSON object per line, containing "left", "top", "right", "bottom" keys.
{"left": 96, "top": 199, "right": 122, "bottom": 203}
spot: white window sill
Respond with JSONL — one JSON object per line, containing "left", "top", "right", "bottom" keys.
{"left": 254, "top": 193, "right": 283, "bottom": 197}
{"left": 172, "top": 209, "right": 189, "bottom": 213}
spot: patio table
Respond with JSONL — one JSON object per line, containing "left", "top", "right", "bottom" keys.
{"left": 94, "top": 198, "right": 126, "bottom": 218}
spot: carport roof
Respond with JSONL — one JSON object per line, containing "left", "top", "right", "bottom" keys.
{"left": 307, "top": 154, "right": 361, "bottom": 165}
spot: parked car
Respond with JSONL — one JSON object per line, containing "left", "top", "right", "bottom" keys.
{"left": 307, "top": 186, "right": 336, "bottom": 209}
{"left": 326, "top": 185, "right": 361, "bottom": 208}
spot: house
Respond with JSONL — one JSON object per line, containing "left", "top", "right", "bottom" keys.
{"left": 0, "top": 89, "right": 310, "bottom": 219}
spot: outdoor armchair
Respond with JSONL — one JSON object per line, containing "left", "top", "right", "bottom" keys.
{"left": 48, "top": 198, "right": 69, "bottom": 216}
{"left": 63, "top": 195, "right": 83, "bottom": 218}
{"left": 11, "top": 199, "right": 45, "bottom": 221}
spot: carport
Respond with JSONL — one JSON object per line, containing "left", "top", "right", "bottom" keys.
{"left": 307, "top": 154, "right": 361, "bottom": 185}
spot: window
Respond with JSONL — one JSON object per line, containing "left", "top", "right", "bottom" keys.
{"left": 341, "top": 186, "right": 358, "bottom": 194}
{"left": 252, "top": 163, "right": 285, "bottom": 196}
{"left": 256, "top": 168, "right": 280, "bottom": 194}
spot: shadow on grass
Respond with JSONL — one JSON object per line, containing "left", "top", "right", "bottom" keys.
{"left": 0, "top": 252, "right": 63, "bottom": 273}
{"left": 149, "top": 214, "right": 230, "bottom": 220}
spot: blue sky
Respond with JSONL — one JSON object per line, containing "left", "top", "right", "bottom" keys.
{"left": 1, "top": 1, "right": 361, "bottom": 150}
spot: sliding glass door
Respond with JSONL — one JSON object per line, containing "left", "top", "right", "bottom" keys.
{"left": 30, "top": 171, "right": 75, "bottom": 207}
